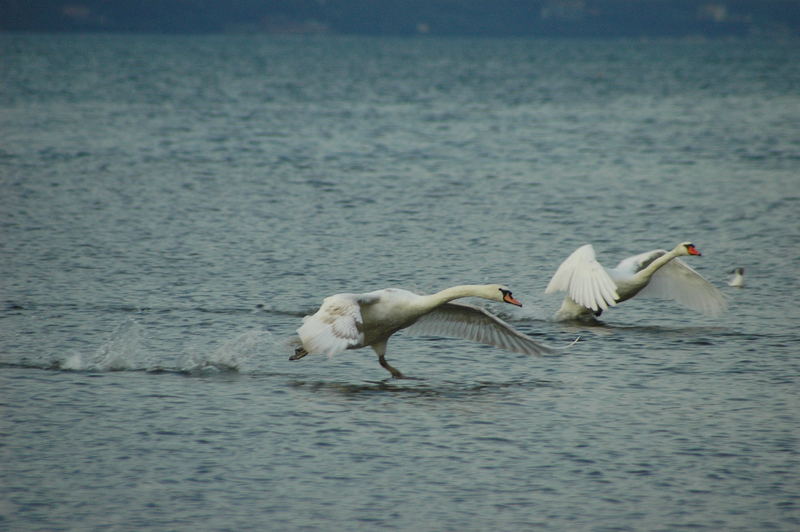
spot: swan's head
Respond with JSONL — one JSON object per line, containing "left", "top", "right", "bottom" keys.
{"left": 677, "top": 242, "right": 702, "bottom": 256}
{"left": 488, "top": 284, "right": 522, "bottom": 307}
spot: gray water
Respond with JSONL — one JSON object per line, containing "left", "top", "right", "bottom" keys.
{"left": 1, "top": 34, "right": 799, "bottom": 531}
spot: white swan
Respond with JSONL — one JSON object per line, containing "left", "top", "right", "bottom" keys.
{"left": 728, "top": 267, "right": 745, "bottom": 288}
{"left": 290, "top": 284, "right": 559, "bottom": 378}
{"left": 545, "top": 242, "right": 727, "bottom": 321}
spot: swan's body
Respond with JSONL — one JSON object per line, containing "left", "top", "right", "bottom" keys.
{"left": 291, "top": 284, "right": 557, "bottom": 378}
{"left": 546, "top": 242, "right": 727, "bottom": 321}
{"left": 728, "top": 267, "right": 745, "bottom": 288}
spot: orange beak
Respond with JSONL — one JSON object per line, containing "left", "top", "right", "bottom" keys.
{"left": 503, "top": 293, "right": 523, "bottom": 307}
{"left": 687, "top": 245, "right": 702, "bottom": 256}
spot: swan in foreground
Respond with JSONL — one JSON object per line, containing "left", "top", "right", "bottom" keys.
{"left": 290, "top": 284, "right": 560, "bottom": 378}
{"left": 728, "top": 267, "right": 745, "bottom": 288}
{"left": 545, "top": 242, "right": 727, "bottom": 321}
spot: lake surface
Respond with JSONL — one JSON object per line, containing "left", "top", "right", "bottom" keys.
{"left": 1, "top": 34, "right": 799, "bottom": 531}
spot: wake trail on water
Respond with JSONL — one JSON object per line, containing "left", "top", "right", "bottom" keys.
{"left": 36, "top": 318, "right": 289, "bottom": 375}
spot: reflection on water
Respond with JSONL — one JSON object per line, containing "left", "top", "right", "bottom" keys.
{"left": 287, "top": 375, "right": 563, "bottom": 398}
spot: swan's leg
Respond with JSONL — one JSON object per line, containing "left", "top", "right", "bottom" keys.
{"left": 372, "top": 340, "right": 405, "bottom": 379}
{"left": 378, "top": 354, "right": 405, "bottom": 379}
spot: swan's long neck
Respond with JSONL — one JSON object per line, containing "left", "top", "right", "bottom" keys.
{"left": 634, "top": 249, "right": 680, "bottom": 283}
{"left": 422, "top": 285, "right": 491, "bottom": 310}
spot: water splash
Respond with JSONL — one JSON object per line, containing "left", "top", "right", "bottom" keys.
{"left": 52, "top": 323, "right": 283, "bottom": 375}
{"left": 58, "top": 318, "right": 145, "bottom": 371}
{"left": 183, "top": 329, "right": 276, "bottom": 374}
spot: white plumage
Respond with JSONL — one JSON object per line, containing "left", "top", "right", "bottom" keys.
{"left": 728, "top": 267, "right": 745, "bottom": 288}
{"left": 545, "top": 242, "right": 727, "bottom": 321}
{"left": 546, "top": 244, "right": 619, "bottom": 312}
{"left": 291, "top": 284, "right": 559, "bottom": 378}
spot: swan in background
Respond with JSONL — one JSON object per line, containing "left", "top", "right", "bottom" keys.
{"left": 290, "top": 284, "right": 561, "bottom": 378}
{"left": 545, "top": 242, "right": 727, "bottom": 321}
{"left": 728, "top": 267, "right": 745, "bottom": 288}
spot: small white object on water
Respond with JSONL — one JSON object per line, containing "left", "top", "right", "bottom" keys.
{"left": 728, "top": 267, "right": 745, "bottom": 288}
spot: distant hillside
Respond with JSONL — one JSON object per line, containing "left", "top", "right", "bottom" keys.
{"left": 2, "top": 0, "right": 799, "bottom": 38}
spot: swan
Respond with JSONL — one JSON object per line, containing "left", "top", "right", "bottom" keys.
{"left": 545, "top": 242, "right": 727, "bottom": 321}
{"left": 728, "top": 267, "right": 745, "bottom": 288}
{"left": 290, "top": 284, "right": 559, "bottom": 378}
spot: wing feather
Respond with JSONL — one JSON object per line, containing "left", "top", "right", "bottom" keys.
{"left": 297, "top": 294, "right": 365, "bottom": 357}
{"left": 406, "top": 302, "right": 559, "bottom": 356}
{"left": 546, "top": 244, "right": 619, "bottom": 311}
{"left": 637, "top": 258, "right": 728, "bottom": 316}
{"left": 614, "top": 249, "right": 665, "bottom": 275}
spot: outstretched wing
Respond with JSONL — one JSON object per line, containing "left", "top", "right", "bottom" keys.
{"left": 406, "top": 302, "right": 559, "bottom": 356}
{"left": 545, "top": 244, "right": 619, "bottom": 312}
{"left": 614, "top": 249, "right": 666, "bottom": 275}
{"left": 297, "top": 294, "right": 370, "bottom": 357}
{"left": 637, "top": 258, "right": 728, "bottom": 316}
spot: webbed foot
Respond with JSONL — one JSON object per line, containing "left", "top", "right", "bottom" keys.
{"left": 289, "top": 346, "right": 309, "bottom": 361}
